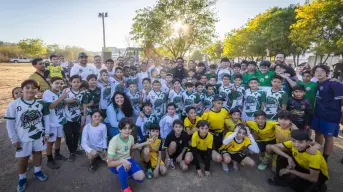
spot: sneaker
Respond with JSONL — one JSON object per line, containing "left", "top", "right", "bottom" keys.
{"left": 258, "top": 162, "right": 268, "bottom": 171}
{"left": 122, "top": 187, "right": 132, "bottom": 192}
{"left": 75, "top": 150, "right": 84, "bottom": 156}
{"left": 68, "top": 153, "right": 76, "bottom": 162}
{"left": 169, "top": 159, "right": 176, "bottom": 169}
{"left": 47, "top": 160, "right": 60, "bottom": 169}
{"left": 88, "top": 164, "right": 96, "bottom": 173}
{"left": 221, "top": 163, "right": 229, "bottom": 173}
{"left": 17, "top": 178, "right": 27, "bottom": 192}
{"left": 34, "top": 171, "right": 48, "bottom": 181}
{"left": 146, "top": 168, "right": 153, "bottom": 179}
{"left": 54, "top": 153, "right": 67, "bottom": 161}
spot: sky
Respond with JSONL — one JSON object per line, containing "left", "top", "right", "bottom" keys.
{"left": 0, "top": 0, "right": 305, "bottom": 52}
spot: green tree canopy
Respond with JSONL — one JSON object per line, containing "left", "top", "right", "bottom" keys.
{"left": 18, "top": 38, "right": 47, "bottom": 57}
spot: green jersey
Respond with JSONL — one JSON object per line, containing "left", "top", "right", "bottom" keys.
{"left": 88, "top": 87, "right": 101, "bottom": 113}
{"left": 256, "top": 71, "right": 275, "bottom": 87}
{"left": 243, "top": 72, "right": 257, "bottom": 86}
{"left": 297, "top": 80, "right": 317, "bottom": 109}
{"left": 264, "top": 89, "right": 288, "bottom": 121}
{"left": 182, "top": 91, "right": 201, "bottom": 115}
{"left": 242, "top": 89, "right": 266, "bottom": 118}
{"left": 230, "top": 84, "right": 245, "bottom": 110}
{"left": 65, "top": 89, "right": 88, "bottom": 122}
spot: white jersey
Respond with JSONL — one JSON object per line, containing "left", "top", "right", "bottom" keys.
{"left": 159, "top": 114, "right": 180, "bottom": 139}
{"left": 98, "top": 82, "right": 114, "bottom": 110}
{"left": 182, "top": 91, "right": 201, "bottom": 115}
{"left": 43, "top": 90, "right": 66, "bottom": 127}
{"left": 125, "top": 75, "right": 138, "bottom": 88}
{"left": 106, "top": 69, "right": 115, "bottom": 77}
{"left": 168, "top": 89, "right": 184, "bottom": 117}
{"left": 161, "top": 83, "right": 172, "bottom": 94}
{"left": 112, "top": 78, "right": 126, "bottom": 92}
{"left": 218, "top": 85, "right": 232, "bottom": 109}
{"left": 64, "top": 88, "right": 86, "bottom": 122}
{"left": 126, "top": 90, "right": 140, "bottom": 115}
{"left": 70, "top": 64, "right": 95, "bottom": 80}
{"left": 94, "top": 66, "right": 105, "bottom": 76}
{"left": 137, "top": 71, "right": 149, "bottom": 89}
{"left": 135, "top": 114, "right": 159, "bottom": 141}
{"left": 217, "top": 68, "right": 233, "bottom": 83}
{"left": 230, "top": 84, "right": 245, "bottom": 110}
{"left": 146, "top": 90, "right": 166, "bottom": 119}
{"left": 5, "top": 98, "right": 49, "bottom": 142}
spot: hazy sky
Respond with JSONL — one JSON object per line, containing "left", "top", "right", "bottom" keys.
{"left": 0, "top": 0, "right": 305, "bottom": 52}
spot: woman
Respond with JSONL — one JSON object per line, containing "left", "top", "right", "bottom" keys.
{"left": 106, "top": 91, "right": 133, "bottom": 139}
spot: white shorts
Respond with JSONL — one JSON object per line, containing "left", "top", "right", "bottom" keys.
{"left": 241, "top": 112, "right": 255, "bottom": 121}
{"left": 49, "top": 126, "right": 64, "bottom": 142}
{"left": 15, "top": 138, "right": 47, "bottom": 158}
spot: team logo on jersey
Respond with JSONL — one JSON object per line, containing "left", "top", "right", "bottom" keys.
{"left": 20, "top": 110, "right": 42, "bottom": 130}
{"left": 265, "top": 75, "right": 269, "bottom": 79}
{"left": 306, "top": 87, "right": 311, "bottom": 91}
{"left": 17, "top": 106, "right": 22, "bottom": 111}
{"left": 320, "top": 86, "right": 323, "bottom": 90}
{"left": 124, "top": 146, "right": 129, "bottom": 151}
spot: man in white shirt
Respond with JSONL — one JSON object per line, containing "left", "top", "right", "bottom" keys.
{"left": 70, "top": 52, "right": 95, "bottom": 80}
{"left": 137, "top": 61, "right": 149, "bottom": 89}
{"left": 94, "top": 55, "right": 104, "bottom": 76}
{"left": 59, "top": 55, "right": 69, "bottom": 68}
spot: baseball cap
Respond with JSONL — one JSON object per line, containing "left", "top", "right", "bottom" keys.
{"left": 291, "top": 130, "right": 312, "bottom": 141}
{"left": 212, "top": 95, "right": 226, "bottom": 102}
{"left": 78, "top": 52, "right": 88, "bottom": 58}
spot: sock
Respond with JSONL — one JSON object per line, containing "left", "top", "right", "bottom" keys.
{"left": 118, "top": 166, "right": 129, "bottom": 190}
{"left": 47, "top": 154, "right": 54, "bottom": 161}
{"left": 262, "top": 153, "right": 271, "bottom": 164}
{"left": 323, "top": 154, "right": 329, "bottom": 162}
{"left": 55, "top": 148, "right": 60, "bottom": 155}
{"left": 19, "top": 173, "right": 27, "bottom": 180}
{"left": 34, "top": 166, "right": 41, "bottom": 173}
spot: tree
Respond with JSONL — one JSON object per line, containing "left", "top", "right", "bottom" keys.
{"left": 290, "top": 0, "right": 343, "bottom": 63}
{"left": 130, "top": 0, "right": 218, "bottom": 59}
{"left": 204, "top": 40, "right": 223, "bottom": 61}
{"left": 18, "top": 38, "right": 47, "bottom": 57}
{"left": 189, "top": 50, "right": 205, "bottom": 61}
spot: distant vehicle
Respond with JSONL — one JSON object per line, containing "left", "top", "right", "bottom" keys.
{"left": 42, "top": 59, "right": 50, "bottom": 62}
{"left": 9, "top": 57, "right": 32, "bottom": 63}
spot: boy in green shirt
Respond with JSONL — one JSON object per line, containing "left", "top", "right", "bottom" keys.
{"left": 257, "top": 61, "right": 275, "bottom": 93}
{"left": 87, "top": 74, "right": 101, "bottom": 113}
{"left": 243, "top": 61, "right": 257, "bottom": 86}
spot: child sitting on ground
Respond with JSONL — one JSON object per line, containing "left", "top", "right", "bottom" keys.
{"left": 184, "top": 106, "right": 202, "bottom": 137}
{"left": 224, "top": 107, "right": 242, "bottom": 132}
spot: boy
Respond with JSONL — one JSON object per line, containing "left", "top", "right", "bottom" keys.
{"left": 136, "top": 102, "right": 159, "bottom": 142}
{"left": 195, "top": 82, "right": 205, "bottom": 115}
{"left": 231, "top": 63, "right": 241, "bottom": 83}
{"left": 108, "top": 118, "right": 153, "bottom": 192}
{"left": 274, "top": 64, "right": 292, "bottom": 97}
{"left": 310, "top": 64, "right": 343, "bottom": 161}
{"left": 196, "top": 62, "right": 206, "bottom": 79}
{"left": 87, "top": 74, "right": 101, "bottom": 113}
{"left": 168, "top": 78, "right": 183, "bottom": 117}
{"left": 218, "top": 74, "right": 232, "bottom": 110}
{"left": 45, "top": 54, "right": 65, "bottom": 79}
{"left": 182, "top": 82, "right": 201, "bottom": 118}
{"left": 208, "top": 76, "right": 219, "bottom": 94}
{"left": 140, "top": 78, "right": 152, "bottom": 107}
{"left": 161, "top": 73, "right": 173, "bottom": 94}
{"left": 263, "top": 75, "right": 288, "bottom": 121}
{"left": 203, "top": 84, "right": 215, "bottom": 111}
{"left": 257, "top": 60, "right": 275, "bottom": 92}
{"left": 141, "top": 124, "right": 167, "bottom": 179}
{"left": 240, "top": 60, "right": 248, "bottom": 73}
{"left": 267, "top": 130, "right": 328, "bottom": 192}
{"left": 184, "top": 106, "right": 202, "bottom": 136}
{"left": 105, "top": 59, "right": 115, "bottom": 77}
{"left": 5, "top": 80, "right": 49, "bottom": 191}
{"left": 217, "top": 58, "right": 233, "bottom": 84}
{"left": 207, "top": 64, "right": 217, "bottom": 80}
{"left": 159, "top": 103, "right": 180, "bottom": 140}
{"left": 81, "top": 110, "right": 107, "bottom": 172}
{"left": 287, "top": 85, "right": 312, "bottom": 131}
{"left": 42, "top": 77, "right": 68, "bottom": 170}
{"left": 242, "top": 78, "right": 266, "bottom": 121}
{"left": 182, "top": 120, "right": 213, "bottom": 177}
{"left": 199, "top": 74, "right": 208, "bottom": 86}
{"left": 225, "top": 107, "right": 242, "bottom": 132}
{"left": 146, "top": 80, "right": 167, "bottom": 121}
{"left": 126, "top": 82, "right": 140, "bottom": 118}
{"left": 98, "top": 70, "right": 114, "bottom": 118}
{"left": 201, "top": 95, "right": 229, "bottom": 163}
{"left": 164, "top": 120, "right": 189, "bottom": 170}
{"left": 112, "top": 67, "right": 125, "bottom": 92}
{"left": 243, "top": 61, "right": 257, "bottom": 86}
{"left": 230, "top": 74, "right": 245, "bottom": 110}
{"left": 125, "top": 66, "right": 138, "bottom": 89}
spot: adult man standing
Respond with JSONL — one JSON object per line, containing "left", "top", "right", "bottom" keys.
{"left": 93, "top": 55, "right": 104, "bottom": 76}
{"left": 117, "top": 56, "right": 125, "bottom": 68}
{"left": 28, "top": 58, "right": 50, "bottom": 97}
{"left": 171, "top": 57, "right": 188, "bottom": 81}
{"left": 70, "top": 52, "right": 95, "bottom": 81}
{"left": 275, "top": 52, "right": 297, "bottom": 80}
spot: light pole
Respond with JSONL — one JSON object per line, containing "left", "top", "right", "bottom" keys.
{"left": 98, "top": 12, "right": 108, "bottom": 52}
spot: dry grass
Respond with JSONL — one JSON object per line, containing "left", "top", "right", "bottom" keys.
{"left": 0, "top": 63, "right": 34, "bottom": 116}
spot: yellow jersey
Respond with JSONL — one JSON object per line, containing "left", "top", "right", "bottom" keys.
{"left": 184, "top": 116, "right": 202, "bottom": 131}
{"left": 275, "top": 124, "right": 293, "bottom": 143}
{"left": 219, "top": 132, "right": 251, "bottom": 152}
{"left": 28, "top": 72, "right": 50, "bottom": 93}
{"left": 201, "top": 108, "right": 230, "bottom": 133}
{"left": 246, "top": 121, "right": 278, "bottom": 142}
{"left": 191, "top": 131, "right": 213, "bottom": 151}
{"left": 225, "top": 118, "right": 242, "bottom": 132}
{"left": 283, "top": 141, "right": 329, "bottom": 180}
{"left": 46, "top": 65, "right": 64, "bottom": 78}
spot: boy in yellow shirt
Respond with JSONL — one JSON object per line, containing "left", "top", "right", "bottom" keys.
{"left": 224, "top": 107, "right": 242, "bottom": 132}
{"left": 45, "top": 54, "right": 65, "bottom": 79}
{"left": 184, "top": 106, "right": 202, "bottom": 137}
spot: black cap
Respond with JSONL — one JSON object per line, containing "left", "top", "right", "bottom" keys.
{"left": 291, "top": 130, "right": 312, "bottom": 141}
{"left": 212, "top": 94, "right": 226, "bottom": 102}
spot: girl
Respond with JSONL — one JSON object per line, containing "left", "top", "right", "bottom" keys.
{"left": 12, "top": 87, "right": 23, "bottom": 99}
{"left": 113, "top": 67, "right": 125, "bottom": 92}
{"left": 108, "top": 118, "right": 153, "bottom": 192}
{"left": 220, "top": 124, "right": 259, "bottom": 172}
{"left": 106, "top": 91, "right": 133, "bottom": 139}
{"left": 63, "top": 75, "right": 87, "bottom": 162}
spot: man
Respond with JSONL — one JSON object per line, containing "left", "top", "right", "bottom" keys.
{"left": 28, "top": 58, "right": 50, "bottom": 97}
{"left": 70, "top": 52, "right": 95, "bottom": 81}
{"left": 59, "top": 55, "right": 68, "bottom": 68}
{"left": 137, "top": 61, "right": 149, "bottom": 89}
{"left": 93, "top": 55, "right": 104, "bottom": 76}
{"left": 117, "top": 56, "right": 125, "bottom": 68}
{"left": 275, "top": 52, "right": 297, "bottom": 81}
{"left": 171, "top": 57, "right": 188, "bottom": 81}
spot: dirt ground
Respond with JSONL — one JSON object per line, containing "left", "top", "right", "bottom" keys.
{"left": 1, "top": 63, "right": 343, "bottom": 192}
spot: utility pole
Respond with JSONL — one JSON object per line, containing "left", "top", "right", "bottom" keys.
{"left": 98, "top": 12, "right": 108, "bottom": 52}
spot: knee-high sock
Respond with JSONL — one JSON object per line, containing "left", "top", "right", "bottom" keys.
{"left": 118, "top": 166, "right": 129, "bottom": 190}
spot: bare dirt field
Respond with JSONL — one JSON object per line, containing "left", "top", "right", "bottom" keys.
{"left": 0, "top": 63, "right": 343, "bottom": 192}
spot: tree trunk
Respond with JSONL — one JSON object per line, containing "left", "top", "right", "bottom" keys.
{"left": 323, "top": 54, "right": 330, "bottom": 64}
{"left": 319, "top": 55, "right": 323, "bottom": 63}
{"left": 250, "top": 55, "right": 254, "bottom": 61}
{"left": 293, "top": 55, "right": 296, "bottom": 66}
{"left": 296, "top": 54, "right": 300, "bottom": 67}
{"left": 314, "top": 55, "right": 318, "bottom": 65}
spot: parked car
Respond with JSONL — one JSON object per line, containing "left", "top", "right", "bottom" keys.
{"left": 9, "top": 57, "right": 32, "bottom": 63}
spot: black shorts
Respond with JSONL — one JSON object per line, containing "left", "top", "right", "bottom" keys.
{"left": 169, "top": 143, "right": 186, "bottom": 159}
{"left": 211, "top": 131, "right": 223, "bottom": 151}
{"left": 257, "top": 139, "right": 276, "bottom": 153}
{"left": 221, "top": 151, "right": 247, "bottom": 163}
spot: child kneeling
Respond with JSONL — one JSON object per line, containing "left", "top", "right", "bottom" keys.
{"left": 107, "top": 118, "right": 153, "bottom": 192}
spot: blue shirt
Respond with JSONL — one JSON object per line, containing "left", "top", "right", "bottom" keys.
{"left": 314, "top": 80, "right": 343, "bottom": 123}
{"left": 105, "top": 104, "right": 126, "bottom": 128}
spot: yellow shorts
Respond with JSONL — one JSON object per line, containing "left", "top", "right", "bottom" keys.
{"left": 141, "top": 151, "right": 165, "bottom": 169}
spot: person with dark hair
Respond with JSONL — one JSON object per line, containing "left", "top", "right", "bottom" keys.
{"left": 257, "top": 60, "right": 275, "bottom": 92}
{"left": 242, "top": 78, "right": 266, "bottom": 121}
{"left": 159, "top": 103, "right": 180, "bottom": 139}
{"left": 217, "top": 57, "right": 232, "bottom": 84}
{"left": 188, "top": 60, "right": 196, "bottom": 71}
{"left": 203, "top": 84, "right": 215, "bottom": 111}
{"left": 145, "top": 80, "right": 166, "bottom": 121}
{"left": 113, "top": 67, "right": 125, "bottom": 92}
{"left": 184, "top": 106, "right": 202, "bottom": 137}
{"left": 106, "top": 91, "right": 133, "bottom": 139}
{"left": 243, "top": 61, "right": 257, "bottom": 85}
{"left": 168, "top": 78, "right": 183, "bottom": 117}
{"left": 224, "top": 107, "right": 242, "bottom": 132}
{"left": 93, "top": 55, "right": 103, "bottom": 76}
{"left": 29, "top": 58, "right": 50, "bottom": 96}
{"left": 171, "top": 57, "right": 188, "bottom": 81}
{"left": 125, "top": 66, "right": 138, "bottom": 88}
{"left": 137, "top": 61, "right": 150, "bottom": 89}
{"left": 195, "top": 82, "right": 205, "bottom": 115}
{"left": 218, "top": 74, "right": 232, "bottom": 110}
{"left": 59, "top": 55, "right": 68, "bottom": 68}
{"left": 45, "top": 54, "right": 65, "bottom": 79}
{"left": 11, "top": 87, "right": 23, "bottom": 99}
{"left": 196, "top": 62, "right": 206, "bottom": 78}
{"left": 182, "top": 82, "right": 201, "bottom": 118}
{"left": 105, "top": 59, "right": 115, "bottom": 77}
{"left": 240, "top": 60, "right": 248, "bottom": 73}
{"left": 207, "top": 64, "right": 218, "bottom": 80}
{"left": 231, "top": 63, "right": 241, "bottom": 82}
{"left": 274, "top": 64, "right": 293, "bottom": 97}
{"left": 117, "top": 56, "right": 125, "bottom": 68}
{"left": 70, "top": 52, "right": 95, "bottom": 81}
{"left": 87, "top": 74, "right": 101, "bottom": 114}
{"left": 274, "top": 52, "right": 297, "bottom": 81}
{"left": 136, "top": 102, "right": 159, "bottom": 142}
{"left": 230, "top": 74, "right": 245, "bottom": 110}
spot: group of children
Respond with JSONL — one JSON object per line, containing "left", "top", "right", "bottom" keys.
{"left": 5, "top": 55, "right": 341, "bottom": 192}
